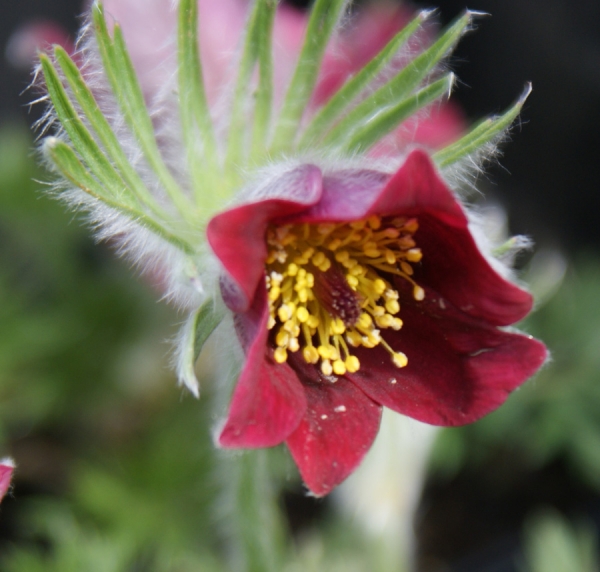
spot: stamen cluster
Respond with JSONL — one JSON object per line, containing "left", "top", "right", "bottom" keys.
{"left": 265, "top": 215, "right": 425, "bottom": 377}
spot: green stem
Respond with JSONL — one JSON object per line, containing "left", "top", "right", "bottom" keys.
{"left": 221, "top": 449, "right": 287, "bottom": 572}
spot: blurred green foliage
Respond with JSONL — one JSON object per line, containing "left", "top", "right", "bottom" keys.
{"left": 522, "top": 510, "right": 599, "bottom": 572}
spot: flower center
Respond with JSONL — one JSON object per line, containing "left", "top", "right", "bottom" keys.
{"left": 265, "top": 215, "right": 424, "bottom": 377}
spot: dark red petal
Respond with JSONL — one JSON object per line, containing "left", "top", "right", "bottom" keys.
{"left": 207, "top": 165, "right": 323, "bottom": 313}
{"left": 347, "top": 286, "right": 547, "bottom": 427}
{"left": 0, "top": 461, "right": 14, "bottom": 501}
{"left": 285, "top": 375, "right": 382, "bottom": 497}
{"left": 219, "top": 286, "right": 307, "bottom": 448}
{"left": 371, "top": 151, "right": 533, "bottom": 325}
{"left": 414, "top": 213, "right": 533, "bottom": 326}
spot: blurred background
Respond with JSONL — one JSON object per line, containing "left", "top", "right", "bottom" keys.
{"left": 0, "top": 0, "right": 599, "bottom": 570}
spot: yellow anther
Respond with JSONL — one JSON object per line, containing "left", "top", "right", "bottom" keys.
{"left": 306, "top": 273, "right": 315, "bottom": 287}
{"left": 400, "top": 261, "right": 414, "bottom": 276}
{"left": 368, "top": 215, "right": 382, "bottom": 229}
{"left": 321, "top": 360, "right": 333, "bottom": 376}
{"left": 274, "top": 347, "right": 288, "bottom": 363}
{"left": 385, "top": 299, "right": 400, "bottom": 314}
{"left": 346, "top": 331, "right": 363, "bottom": 347}
{"left": 335, "top": 250, "right": 350, "bottom": 263}
{"left": 297, "top": 289, "right": 308, "bottom": 303}
{"left": 303, "top": 346, "right": 319, "bottom": 364}
{"left": 333, "top": 360, "right": 347, "bottom": 376}
{"left": 331, "top": 318, "right": 345, "bottom": 335}
{"left": 384, "top": 289, "right": 399, "bottom": 300}
{"left": 312, "top": 251, "right": 326, "bottom": 266}
{"left": 349, "top": 264, "right": 366, "bottom": 277}
{"left": 268, "top": 315, "right": 276, "bottom": 329}
{"left": 318, "top": 345, "right": 331, "bottom": 359}
{"left": 345, "top": 355, "right": 360, "bottom": 373}
{"left": 349, "top": 220, "right": 366, "bottom": 230}
{"left": 301, "top": 247, "right": 314, "bottom": 260}
{"left": 371, "top": 305, "right": 385, "bottom": 317}
{"left": 268, "top": 287, "right": 280, "bottom": 301}
{"left": 275, "top": 330, "right": 290, "bottom": 347}
{"left": 288, "top": 338, "right": 300, "bottom": 352}
{"left": 318, "top": 258, "right": 331, "bottom": 272}
{"left": 283, "top": 323, "right": 300, "bottom": 337}
{"left": 296, "top": 307, "right": 309, "bottom": 323}
{"left": 278, "top": 304, "right": 293, "bottom": 322}
{"left": 392, "top": 352, "right": 408, "bottom": 368}
{"left": 364, "top": 248, "right": 381, "bottom": 258}
{"left": 358, "top": 313, "right": 373, "bottom": 329}
{"left": 391, "top": 317, "right": 403, "bottom": 330}
{"left": 384, "top": 249, "right": 396, "bottom": 265}
{"left": 376, "top": 314, "right": 394, "bottom": 328}
{"left": 327, "top": 238, "right": 342, "bottom": 251}
{"left": 382, "top": 228, "right": 400, "bottom": 238}
{"left": 413, "top": 285, "right": 425, "bottom": 301}
{"left": 406, "top": 248, "right": 422, "bottom": 262}
{"left": 346, "top": 275, "right": 358, "bottom": 289}
{"left": 373, "top": 279, "right": 386, "bottom": 295}
{"left": 287, "top": 263, "right": 299, "bottom": 276}
{"left": 362, "top": 336, "right": 376, "bottom": 348}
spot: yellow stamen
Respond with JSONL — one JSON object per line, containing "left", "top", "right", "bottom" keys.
{"left": 265, "top": 215, "right": 424, "bottom": 373}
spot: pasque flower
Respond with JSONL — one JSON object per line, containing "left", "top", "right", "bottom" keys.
{"left": 38, "top": 0, "right": 546, "bottom": 495}
{"left": 208, "top": 151, "right": 546, "bottom": 495}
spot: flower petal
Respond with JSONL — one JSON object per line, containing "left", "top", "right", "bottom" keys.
{"left": 207, "top": 165, "right": 323, "bottom": 312}
{"left": 347, "top": 285, "right": 547, "bottom": 426}
{"left": 0, "top": 459, "right": 15, "bottom": 501}
{"left": 369, "top": 150, "right": 533, "bottom": 325}
{"left": 285, "top": 373, "right": 382, "bottom": 497}
{"left": 218, "top": 286, "right": 307, "bottom": 448}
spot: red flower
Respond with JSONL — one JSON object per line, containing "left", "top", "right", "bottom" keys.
{"left": 207, "top": 150, "right": 547, "bottom": 496}
{"left": 0, "top": 459, "right": 14, "bottom": 502}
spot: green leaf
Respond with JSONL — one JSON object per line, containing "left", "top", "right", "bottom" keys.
{"left": 251, "top": 0, "right": 277, "bottom": 160}
{"left": 434, "top": 83, "right": 532, "bottom": 168}
{"left": 44, "top": 138, "right": 195, "bottom": 255}
{"left": 50, "top": 47, "right": 167, "bottom": 220}
{"left": 321, "top": 11, "right": 471, "bottom": 149}
{"left": 178, "top": 298, "right": 225, "bottom": 397}
{"left": 92, "top": 3, "right": 195, "bottom": 223}
{"left": 298, "top": 9, "right": 430, "bottom": 149}
{"left": 177, "top": 0, "right": 219, "bottom": 204}
{"left": 270, "top": 0, "right": 349, "bottom": 152}
{"left": 225, "top": 0, "right": 272, "bottom": 172}
{"left": 40, "top": 53, "right": 134, "bottom": 207}
{"left": 342, "top": 73, "right": 454, "bottom": 154}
